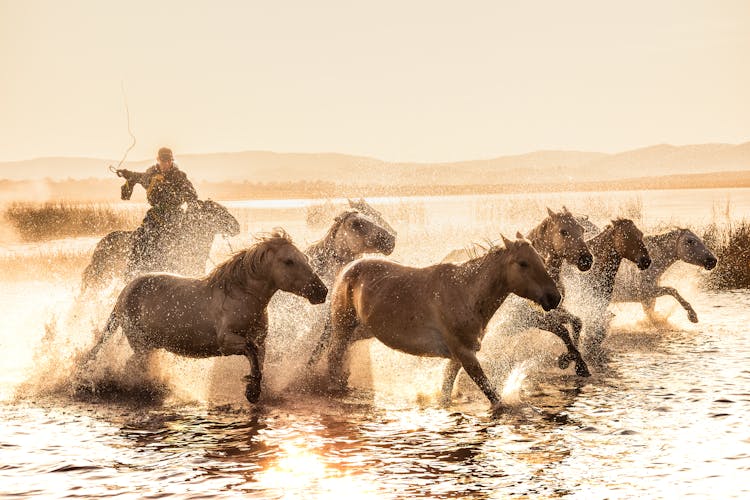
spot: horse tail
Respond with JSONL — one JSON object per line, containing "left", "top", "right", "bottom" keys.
{"left": 81, "top": 307, "right": 122, "bottom": 366}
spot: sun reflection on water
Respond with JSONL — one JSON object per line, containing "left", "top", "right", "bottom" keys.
{"left": 253, "top": 438, "right": 379, "bottom": 499}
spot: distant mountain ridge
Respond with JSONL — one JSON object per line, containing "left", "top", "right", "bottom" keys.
{"left": 1, "top": 141, "right": 749, "bottom": 185}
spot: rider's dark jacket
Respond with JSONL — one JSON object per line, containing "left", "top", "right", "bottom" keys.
{"left": 121, "top": 164, "right": 198, "bottom": 212}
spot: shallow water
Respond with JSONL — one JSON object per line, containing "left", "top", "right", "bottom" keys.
{"left": 2, "top": 191, "right": 749, "bottom": 498}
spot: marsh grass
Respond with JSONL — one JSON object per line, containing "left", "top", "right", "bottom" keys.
{"left": 2, "top": 202, "right": 142, "bottom": 241}
{"left": 702, "top": 219, "right": 750, "bottom": 289}
{"left": 0, "top": 248, "right": 91, "bottom": 282}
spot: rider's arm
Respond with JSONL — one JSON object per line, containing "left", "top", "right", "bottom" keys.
{"left": 117, "top": 168, "right": 155, "bottom": 200}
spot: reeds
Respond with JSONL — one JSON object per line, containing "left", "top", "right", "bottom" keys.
{"left": 0, "top": 248, "right": 90, "bottom": 282}
{"left": 701, "top": 219, "right": 750, "bottom": 289}
{"left": 2, "top": 201, "right": 142, "bottom": 241}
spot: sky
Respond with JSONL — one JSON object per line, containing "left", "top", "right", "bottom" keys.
{"left": 1, "top": 0, "right": 749, "bottom": 163}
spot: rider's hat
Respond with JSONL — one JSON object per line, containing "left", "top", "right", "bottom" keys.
{"left": 157, "top": 147, "right": 174, "bottom": 161}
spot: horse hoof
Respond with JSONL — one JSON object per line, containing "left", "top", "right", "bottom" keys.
{"left": 688, "top": 312, "right": 699, "bottom": 323}
{"left": 245, "top": 381, "right": 261, "bottom": 404}
{"left": 558, "top": 354, "right": 572, "bottom": 370}
{"left": 490, "top": 401, "right": 510, "bottom": 418}
{"left": 576, "top": 361, "right": 591, "bottom": 377}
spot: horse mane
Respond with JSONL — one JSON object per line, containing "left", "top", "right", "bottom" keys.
{"left": 205, "top": 228, "right": 292, "bottom": 293}
{"left": 306, "top": 210, "right": 358, "bottom": 261}
{"left": 318, "top": 211, "right": 358, "bottom": 242}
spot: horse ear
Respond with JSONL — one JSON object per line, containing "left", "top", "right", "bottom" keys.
{"left": 562, "top": 205, "right": 571, "bottom": 214}
{"left": 547, "top": 207, "right": 555, "bottom": 217}
{"left": 516, "top": 231, "right": 524, "bottom": 240}
{"left": 501, "top": 233, "right": 513, "bottom": 248}
{"left": 347, "top": 198, "right": 355, "bottom": 207}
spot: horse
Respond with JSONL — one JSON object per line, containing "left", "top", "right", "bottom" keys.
{"left": 322, "top": 234, "right": 561, "bottom": 414}
{"left": 305, "top": 209, "right": 396, "bottom": 288}
{"left": 565, "top": 218, "right": 651, "bottom": 349}
{"left": 80, "top": 200, "right": 240, "bottom": 294}
{"left": 346, "top": 197, "right": 398, "bottom": 237}
{"left": 610, "top": 228, "right": 717, "bottom": 323}
{"left": 300, "top": 208, "right": 396, "bottom": 367}
{"left": 442, "top": 207, "right": 593, "bottom": 377}
{"left": 81, "top": 230, "right": 327, "bottom": 404}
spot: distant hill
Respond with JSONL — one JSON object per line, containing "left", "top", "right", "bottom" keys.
{"left": 1, "top": 141, "right": 749, "bottom": 185}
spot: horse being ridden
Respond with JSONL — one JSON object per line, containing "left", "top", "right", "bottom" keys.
{"left": 82, "top": 230, "right": 327, "bottom": 404}
{"left": 80, "top": 200, "right": 240, "bottom": 294}
{"left": 324, "top": 234, "right": 561, "bottom": 414}
{"left": 611, "top": 228, "right": 717, "bottom": 323}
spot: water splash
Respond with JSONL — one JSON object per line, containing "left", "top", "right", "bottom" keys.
{"left": 500, "top": 362, "right": 529, "bottom": 406}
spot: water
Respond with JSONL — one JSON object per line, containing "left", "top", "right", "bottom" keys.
{"left": 1, "top": 189, "right": 749, "bottom": 498}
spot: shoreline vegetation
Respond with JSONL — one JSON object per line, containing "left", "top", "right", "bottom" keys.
{"left": 1, "top": 169, "right": 750, "bottom": 202}
{"left": 0, "top": 197, "right": 748, "bottom": 290}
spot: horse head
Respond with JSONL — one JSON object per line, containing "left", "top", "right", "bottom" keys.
{"left": 500, "top": 232, "right": 561, "bottom": 311}
{"left": 188, "top": 200, "right": 241, "bottom": 237}
{"left": 333, "top": 210, "right": 396, "bottom": 258}
{"left": 540, "top": 206, "right": 593, "bottom": 271}
{"left": 347, "top": 198, "right": 397, "bottom": 237}
{"left": 260, "top": 229, "right": 328, "bottom": 304}
{"left": 676, "top": 228, "right": 717, "bottom": 270}
{"left": 610, "top": 218, "right": 651, "bottom": 270}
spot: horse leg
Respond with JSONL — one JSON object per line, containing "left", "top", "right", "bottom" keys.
{"left": 439, "top": 359, "right": 462, "bottom": 407}
{"left": 306, "top": 311, "right": 332, "bottom": 369}
{"left": 654, "top": 286, "right": 699, "bottom": 323}
{"left": 243, "top": 340, "right": 263, "bottom": 404}
{"left": 534, "top": 310, "right": 591, "bottom": 377}
{"left": 326, "top": 309, "right": 357, "bottom": 393}
{"left": 216, "top": 330, "right": 263, "bottom": 404}
{"left": 451, "top": 346, "right": 503, "bottom": 414}
{"left": 641, "top": 297, "right": 662, "bottom": 324}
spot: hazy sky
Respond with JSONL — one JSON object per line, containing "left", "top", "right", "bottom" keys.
{"left": 1, "top": 0, "right": 749, "bottom": 162}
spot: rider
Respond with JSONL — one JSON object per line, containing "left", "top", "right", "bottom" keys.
{"left": 117, "top": 147, "right": 199, "bottom": 274}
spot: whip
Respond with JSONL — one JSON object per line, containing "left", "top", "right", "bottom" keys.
{"left": 108, "top": 81, "right": 136, "bottom": 177}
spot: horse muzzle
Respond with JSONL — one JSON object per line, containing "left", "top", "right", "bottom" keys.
{"left": 637, "top": 256, "right": 652, "bottom": 270}
{"left": 303, "top": 279, "right": 328, "bottom": 304}
{"left": 704, "top": 256, "right": 718, "bottom": 270}
{"left": 539, "top": 290, "right": 562, "bottom": 312}
{"left": 576, "top": 253, "right": 593, "bottom": 271}
{"left": 376, "top": 233, "right": 396, "bottom": 256}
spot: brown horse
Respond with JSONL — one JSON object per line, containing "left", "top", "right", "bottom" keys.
{"left": 323, "top": 234, "right": 561, "bottom": 414}
{"left": 443, "top": 207, "right": 593, "bottom": 377}
{"left": 80, "top": 200, "right": 240, "bottom": 294}
{"left": 305, "top": 209, "right": 396, "bottom": 287}
{"left": 82, "top": 230, "right": 327, "bottom": 404}
{"left": 568, "top": 218, "right": 651, "bottom": 349}
{"left": 611, "top": 228, "right": 717, "bottom": 323}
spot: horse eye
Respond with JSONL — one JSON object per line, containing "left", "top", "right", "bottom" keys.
{"left": 519, "top": 260, "right": 529, "bottom": 268}
{"left": 284, "top": 259, "right": 295, "bottom": 266}
{"left": 351, "top": 220, "right": 365, "bottom": 232}
{"left": 560, "top": 229, "right": 569, "bottom": 237}
{"left": 687, "top": 239, "right": 695, "bottom": 245}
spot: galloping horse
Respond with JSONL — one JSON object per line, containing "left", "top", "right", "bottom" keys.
{"left": 305, "top": 209, "right": 396, "bottom": 287}
{"left": 80, "top": 200, "right": 240, "bottom": 294}
{"left": 323, "top": 234, "right": 561, "bottom": 414}
{"left": 443, "top": 207, "right": 593, "bottom": 377}
{"left": 82, "top": 230, "right": 327, "bottom": 404}
{"left": 567, "top": 218, "right": 651, "bottom": 348}
{"left": 611, "top": 228, "right": 717, "bottom": 323}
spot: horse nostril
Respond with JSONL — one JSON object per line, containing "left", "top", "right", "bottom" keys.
{"left": 578, "top": 254, "right": 593, "bottom": 271}
{"left": 705, "top": 257, "right": 717, "bottom": 270}
{"left": 639, "top": 257, "right": 651, "bottom": 270}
